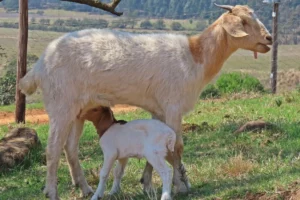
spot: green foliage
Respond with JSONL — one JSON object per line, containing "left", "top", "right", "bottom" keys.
{"left": 0, "top": 55, "right": 39, "bottom": 106}
{"left": 216, "top": 73, "right": 265, "bottom": 94}
{"left": 275, "top": 98, "right": 283, "bottom": 107}
{"left": 195, "top": 21, "right": 207, "bottom": 31}
{"left": 200, "top": 84, "right": 220, "bottom": 99}
{"left": 36, "top": 10, "right": 44, "bottom": 16}
{"left": 1, "top": 18, "right": 109, "bottom": 33}
{"left": 171, "top": 22, "right": 184, "bottom": 31}
{"left": 0, "top": 69, "right": 16, "bottom": 106}
{"left": 110, "top": 20, "right": 128, "bottom": 29}
{"left": 140, "top": 20, "right": 152, "bottom": 29}
{"left": 153, "top": 19, "right": 166, "bottom": 30}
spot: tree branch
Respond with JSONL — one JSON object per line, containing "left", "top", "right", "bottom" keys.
{"left": 61, "top": 0, "right": 123, "bottom": 16}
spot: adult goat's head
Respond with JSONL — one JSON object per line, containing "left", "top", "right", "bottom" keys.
{"left": 215, "top": 3, "right": 272, "bottom": 56}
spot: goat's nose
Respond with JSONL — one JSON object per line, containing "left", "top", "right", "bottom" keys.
{"left": 265, "top": 35, "right": 272, "bottom": 43}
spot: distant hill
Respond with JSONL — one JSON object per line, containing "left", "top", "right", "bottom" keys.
{"left": 1, "top": 0, "right": 299, "bottom": 40}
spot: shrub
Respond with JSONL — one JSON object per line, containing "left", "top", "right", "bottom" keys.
{"left": 200, "top": 84, "right": 220, "bottom": 99}
{"left": 195, "top": 21, "right": 207, "bottom": 31}
{"left": 153, "top": 19, "right": 166, "bottom": 30}
{"left": 110, "top": 20, "right": 128, "bottom": 28}
{"left": 0, "top": 56, "right": 39, "bottom": 105}
{"left": 216, "top": 73, "right": 264, "bottom": 94}
{"left": 171, "top": 22, "right": 184, "bottom": 31}
{"left": 36, "top": 10, "right": 44, "bottom": 16}
{"left": 140, "top": 20, "right": 152, "bottom": 29}
{"left": 0, "top": 69, "right": 16, "bottom": 106}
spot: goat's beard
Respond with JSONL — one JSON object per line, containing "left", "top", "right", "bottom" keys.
{"left": 254, "top": 51, "right": 258, "bottom": 59}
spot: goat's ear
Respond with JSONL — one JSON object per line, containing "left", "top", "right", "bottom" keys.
{"left": 221, "top": 14, "right": 248, "bottom": 38}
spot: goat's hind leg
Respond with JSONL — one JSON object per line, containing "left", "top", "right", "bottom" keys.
{"left": 146, "top": 154, "right": 172, "bottom": 200}
{"left": 64, "top": 119, "right": 93, "bottom": 197}
{"left": 109, "top": 158, "right": 128, "bottom": 195}
{"left": 43, "top": 117, "right": 73, "bottom": 200}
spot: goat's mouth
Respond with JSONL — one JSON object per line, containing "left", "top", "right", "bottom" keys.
{"left": 253, "top": 43, "right": 271, "bottom": 59}
{"left": 256, "top": 43, "right": 271, "bottom": 53}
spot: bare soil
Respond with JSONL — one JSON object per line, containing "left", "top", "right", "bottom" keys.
{"left": 244, "top": 181, "right": 300, "bottom": 200}
{"left": 0, "top": 105, "right": 137, "bottom": 125}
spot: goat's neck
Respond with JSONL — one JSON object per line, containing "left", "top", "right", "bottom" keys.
{"left": 92, "top": 121, "right": 112, "bottom": 138}
{"left": 93, "top": 119, "right": 127, "bottom": 138}
{"left": 189, "top": 23, "right": 238, "bottom": 84}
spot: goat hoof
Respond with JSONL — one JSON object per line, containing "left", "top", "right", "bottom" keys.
{"left": 91, "top": 195, "right": 102, "bottom": 200}
{"left": 161, "top": 193, "right": 172, "bottom": 200}
{"left": 43, "top": 186, "right": 59, "bottom": 200}
{"left": 81, "top": 186, "right": 94, "bottom": 197}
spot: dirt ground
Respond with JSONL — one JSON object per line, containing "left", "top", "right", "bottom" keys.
{"left": 244, "top": 181, "right": 300, "bottom": 200}
{"left": 0, "top": 105, "right": 137, "bottom": 125}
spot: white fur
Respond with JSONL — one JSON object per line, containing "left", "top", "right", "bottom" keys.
{"left": 20, "top": 29, "right": 196, "bottom": 199}
{"left": 91, "top": 119, "right": 175, "bottom": 200}
{"left": 19, "top": 5, "right": 271, "bottom": 199}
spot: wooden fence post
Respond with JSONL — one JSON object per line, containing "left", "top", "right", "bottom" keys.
{"left": 15, "top": 0, "right": 28, "bottom": 123}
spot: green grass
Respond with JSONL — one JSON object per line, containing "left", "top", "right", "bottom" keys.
{"left": 0, "top": 102, "right": 44, "bottom": 113}
{"left": 1, "top": 92, "right": 300, "bottom": 199}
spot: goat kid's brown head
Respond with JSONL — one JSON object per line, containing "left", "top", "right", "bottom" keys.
{"left": 215, "top": 3, "right": 272, "bottom": 56}
{"left": 79, "top": 106, "right": 115, "bottom": 137}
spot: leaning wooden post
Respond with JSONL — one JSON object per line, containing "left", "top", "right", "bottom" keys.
{"left": 15, "top": 0, "right": 28, "bottom": 123}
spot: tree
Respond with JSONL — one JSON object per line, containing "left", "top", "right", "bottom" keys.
{"left": 30, "top": 17, "right": 36, "bottom": 24}
{"left": 140, "top": 20, "right": 152, "bottom": 29}
{"left": 171, "top": 21, "right": 184, "bottom": 31}
{"left": 61, "top": 0, "right": 123, "bottom": 16}
{"left": 195, "top": 21, "right": 207, "bottom": 31}
{"left": 0, "top": 0, "right": 123, "bottom": 16}
{"left": 153, "top": 19, "right": 165, "bottom": 30}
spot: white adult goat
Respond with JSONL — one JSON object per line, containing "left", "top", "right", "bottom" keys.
{"left": 79, "top": 106, "right": 175, "bottom": 200}
{"left": 19, "top": 4, "right": 272, "bottom": 199}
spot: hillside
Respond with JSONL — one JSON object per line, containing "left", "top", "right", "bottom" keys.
{"left": 1, "top": 0, "right": 299, "bottom": 44}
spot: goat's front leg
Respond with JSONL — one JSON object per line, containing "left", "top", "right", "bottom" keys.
{"left": 44, "top": 117, "right": 72, "bottom": 200}
{"left": 165, "top": 106, "right": 190, "bottom": 194}
{"left": 91, "top": 154, "right": 116, "bottom": 200}
{"left": 64, "top": 119, "right": 93, "bottom": 197}
{"left": 109, "top": 158, "right": 128, "bottom": 195}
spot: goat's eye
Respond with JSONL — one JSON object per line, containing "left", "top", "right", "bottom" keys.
{"left": 242, "top": 20, "right": 247, "bottom": 25}
{"left": 92, "top": 109, "right": 98, "bottom": 112}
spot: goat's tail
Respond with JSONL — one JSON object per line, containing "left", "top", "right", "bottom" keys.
{"left": 19, "top": 57, "right": 44, "bottom": 96}
{"left": 19, "top": 69, "right": 38, "bottom": 96}
{"left": 167, "top": 132, "right": 176, "bottom": 152}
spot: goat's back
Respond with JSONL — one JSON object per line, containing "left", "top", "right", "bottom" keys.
{"left": 32, "top": 29, "right": 202, "bottom": 116}
{"left": 100, "top": 119, "right": 176, "bottom": 158}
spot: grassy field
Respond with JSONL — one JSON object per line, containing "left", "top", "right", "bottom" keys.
{"left": 1, "top": 92, "right": 300, "bottom": 199}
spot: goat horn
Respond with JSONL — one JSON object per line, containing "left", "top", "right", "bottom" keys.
{"left": 214, "top": 3, "right": 233, "bottom": 12}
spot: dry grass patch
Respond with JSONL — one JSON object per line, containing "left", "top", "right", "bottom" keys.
{"left": 220, "top": 154, "right": 255, "bottom": 178}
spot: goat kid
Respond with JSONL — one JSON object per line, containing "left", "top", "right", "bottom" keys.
{"left": 80, "top": 107, "right": 175, "bottom": 200}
